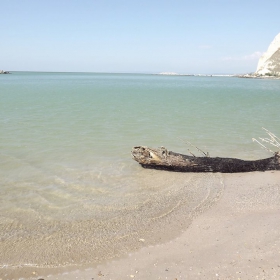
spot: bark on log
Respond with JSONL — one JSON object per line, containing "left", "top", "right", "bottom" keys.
{"left": 131, "top": 146, "right": 280, "bottom": 173}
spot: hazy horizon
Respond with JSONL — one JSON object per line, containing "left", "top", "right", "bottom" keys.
{"left": 5, "top": 70, "right": 240, "bottom": 75}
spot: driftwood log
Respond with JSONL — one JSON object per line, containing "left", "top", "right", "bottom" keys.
{"left": 131, "top": 146, "right": 280, "bottom": 173}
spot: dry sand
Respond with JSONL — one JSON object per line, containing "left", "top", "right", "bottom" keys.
{"left": 5, "top": 171, "right": 280, "bottom": 280}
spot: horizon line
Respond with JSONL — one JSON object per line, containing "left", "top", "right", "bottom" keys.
{"left": 4, "top": 70, "right": 243, "bottom": 76}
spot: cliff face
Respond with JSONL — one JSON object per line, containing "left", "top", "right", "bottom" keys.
{"left": 256, "top": 33, "right": 280, "bottom": 75}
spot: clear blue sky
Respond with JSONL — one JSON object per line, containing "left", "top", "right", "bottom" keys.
{"left": 1, "top": 0, "right": 279, "bottom": 74}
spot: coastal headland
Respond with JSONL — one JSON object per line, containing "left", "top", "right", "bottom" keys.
{"left": 239, "top": 33, "right": 280, "bottom": 79}
{"left": 158, "top": 32, "right": 280, "bottom": 80}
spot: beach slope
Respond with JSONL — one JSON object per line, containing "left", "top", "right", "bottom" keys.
{"left": 54, "top": 171, "right": 280, "bottom": 280}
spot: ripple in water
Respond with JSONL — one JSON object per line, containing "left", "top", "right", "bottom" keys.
{"left": 0, "top": 159, "right": 223, "bottom": 277}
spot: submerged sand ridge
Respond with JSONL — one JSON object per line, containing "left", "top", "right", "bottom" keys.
{"left": 0, "top": 171, "right": 223, "bottom": 279}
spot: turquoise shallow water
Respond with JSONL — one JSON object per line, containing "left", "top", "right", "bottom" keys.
{"left": 0, "top": 72, "right": 279, "bottom": 273}
{"left": 1, "top": 72, "right": 279, "bottom": 162}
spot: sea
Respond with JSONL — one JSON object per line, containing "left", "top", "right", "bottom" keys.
{"left": 0, "top": 72, "right": 279, "bottom": 277}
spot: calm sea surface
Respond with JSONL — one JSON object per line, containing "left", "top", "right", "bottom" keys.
{"left": 0, "top": 72, "right": 279, "bottom": 275}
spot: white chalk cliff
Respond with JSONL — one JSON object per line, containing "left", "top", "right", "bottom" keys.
{"left": 256, "top": 33, "right": 280, "bottom": 75}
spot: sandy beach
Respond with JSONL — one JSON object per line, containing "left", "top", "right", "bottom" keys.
{"left": 13, "top": 170, "right": 278, "bottom": 280}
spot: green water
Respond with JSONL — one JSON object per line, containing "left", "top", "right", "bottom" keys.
{"left": 0, "top": 72, "right": 279, "bottom": 274}
{"left": 1, "top": 72, "right": 279, "bottom": 162}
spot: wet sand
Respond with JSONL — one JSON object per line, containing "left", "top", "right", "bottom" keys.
{"left": 3, "top": 171, "right": 280, "bottom": 279}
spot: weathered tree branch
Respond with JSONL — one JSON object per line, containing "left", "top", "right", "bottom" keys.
{"left": 131, "top": 146, "right": 280, "bottom": 173}
{"left": 132, "top": 130, "right": 280, "bottom": 173}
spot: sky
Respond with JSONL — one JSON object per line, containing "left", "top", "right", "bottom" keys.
{"left": 1, "top": 0, "right": 279, "bottom": 74}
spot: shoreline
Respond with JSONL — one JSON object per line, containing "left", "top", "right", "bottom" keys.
{"left": 237, "top": 74, "right": 280, "bottom": 80}
{"left": 1, "top": 172, "right": 223, "bottom": 280}
{"left": 5, "top": 171, "right": 280, "bottom": 280}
